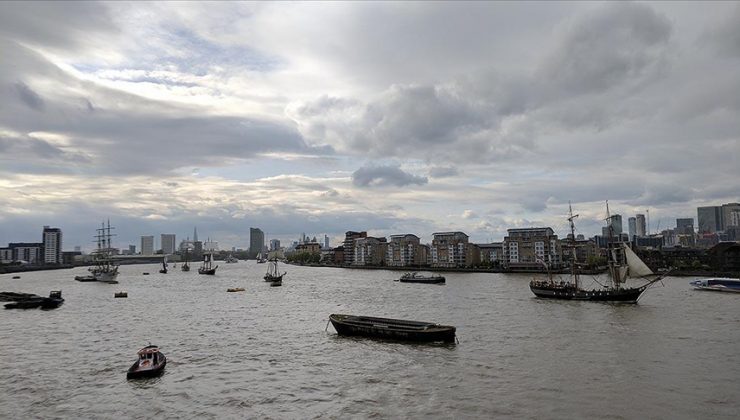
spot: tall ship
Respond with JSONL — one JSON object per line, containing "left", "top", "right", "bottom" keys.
{"left": 529, "top": 202, "right": 667, "bottom": 303}
{"left": 198, "top": 253, "right": 218, "bottom": 275}
{"left": 89, "top": 220, "right": 120, "bottom": 283}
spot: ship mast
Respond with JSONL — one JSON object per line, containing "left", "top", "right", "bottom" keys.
{"left": 605, "top": 201, "right": 621, "bottom": 289}
{"left": 567, "top": 202, "right": 579, "bottom": 289}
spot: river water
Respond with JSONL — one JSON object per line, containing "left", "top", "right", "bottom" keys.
{"left": 0, "top": 262, "right": 738, "bottom": 419}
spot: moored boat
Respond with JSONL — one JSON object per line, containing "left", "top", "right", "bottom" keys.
{"left": 399, "top": 272, "right": 446, "bottom": 284}
{"left": 690, "top": 278, "right": 740, "bottom": 293}
{"left": 127, "top": 345, "right": 166, "bottom": 379}
{"left": 75, "top": 275, "right": 97, "bottom": 282}
{"left": 329, "top": 314, "right": 456, "bottom": 343}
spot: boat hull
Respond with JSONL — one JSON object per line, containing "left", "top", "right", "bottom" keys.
{"left": 329, "top": 314, "right": 456, "bottom": 343}
{"left": 198, "top": 268, "right": 217, "bottom": 275}
{"left": 127, "top": 353, "right": 166, "bottom": 379}
{"left": 529, "top": 284, "right": 645, "bottom": 303}
{"left": 399, "top": 277, "right": 445, "bottom": 284}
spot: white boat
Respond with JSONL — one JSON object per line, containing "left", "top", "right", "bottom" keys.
{"left": 225, "top": 254, "right": 238, "bottom": 263}
{"left": 690, "top": 278, "right": 740, "bottom": 293}
{"left": 89, "top": 220, "right": 120, "bottom": 283}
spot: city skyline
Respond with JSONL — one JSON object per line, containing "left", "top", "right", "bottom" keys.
{"left": 1, "top": 3, "right": 739, "bottom": 251}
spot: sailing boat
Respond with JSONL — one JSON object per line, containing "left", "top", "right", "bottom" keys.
{"left": 256, "top": 251, "right": 267, "bottom": 263}
{"left": 264, "top": 257, "right": 286, "bottom": 285}
{"left": 181, "top": 249, "right": 190, "bottom": 272}
{"left": 198, "top": 253, "right": 218, "bottom": 275}
{"left": 529, "top": 202, "right": 667, "bottom": 303}
{"left": 159, "top": 256, "right": 168, "bottom": 274}
{"left": 88, "top": 220, "right": 120, "bottom": 283}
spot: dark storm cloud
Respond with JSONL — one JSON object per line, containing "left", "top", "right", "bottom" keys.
{"left": 352, "top": 164, "right": 428, "bottom": 188}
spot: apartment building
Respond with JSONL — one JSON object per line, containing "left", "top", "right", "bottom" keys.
{"left": 503, "top": 227, "right": 562, "bottom": 270}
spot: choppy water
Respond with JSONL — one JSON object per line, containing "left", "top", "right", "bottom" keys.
{"left": 0, "top": 263, "right": 738, "bottom": 419}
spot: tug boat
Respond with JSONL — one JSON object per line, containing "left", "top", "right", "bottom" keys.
{"left": 127, "top": 345, "right": 166, "bottom": 379}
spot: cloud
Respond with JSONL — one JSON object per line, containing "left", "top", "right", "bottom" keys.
{"left": 352, "top": 164, "right": 428, "bottom": 188}
{"left": 14, "top": 81, "right": 45, "bottom": 111}
{"left": 462, "top": 210, "right": 478, "bottom": 219}
{"left": 428, "top": 166, "right": 459, "bottom": 178}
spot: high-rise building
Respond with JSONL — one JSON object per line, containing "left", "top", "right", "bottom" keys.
{"left": 608, "top": 214, "right": 623, "bottom": 235}
{"left": 676, "top": 218, "right": 694, "bottom": 235}
{"left": 628, "top": 217, "right": 637, "bottom": 238}
{"left": 269, "top": 239, "right": 281, "bottom": 251}
{"left": 324, "top": 235, "right": 330, "bottom": 249}
{"left": 141, "top": 236, "right": 154, "bottom": 255}
{"left": 129, "top": 245, "right": 136, "bottom": 254}
{"left": 721, "top": 203, "right": 740, "bottom": 230}
{"left": 636, "top": 214, "right": 647, "bottom": 237}
{"left": 193, "top": 227, "right": 198, "bottom": 242}
{"left": 42, "top": 226, "right": 63, "bottom": 264}
{"left": 697, "top": 206, "right": 722, "bottom": 233}
{"left": 249, "top": 228, "right": 264, "bottom": 259}
{"left": 161, "top": 234, "right": 176, "bottom": 254}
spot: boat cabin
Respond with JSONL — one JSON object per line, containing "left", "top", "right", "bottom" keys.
{"left": 49, "top": 290, "right": 62, "bottom": 299}
{"left": 137, "top": 347, "right": 161, "bottom": 366}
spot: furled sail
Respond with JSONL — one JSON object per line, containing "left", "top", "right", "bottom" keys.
{"left": 622, "top": 244, "right": 654, "bottom": 277}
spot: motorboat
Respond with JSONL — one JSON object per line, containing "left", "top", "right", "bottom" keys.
{"left": 114, "top": 291, "right": 128, "bottom": 298}
{"left": 399, "top": 272, "right": 446, "bottom": 284}
{"left": 75, "top": 275, "right": 97, "bottom": 282}
{"left": 227, "top": 288, "right": 245, "bottom": 292}
{"left": 40, "top": 290, "right": 64, "bottom": 309}
{"left": 127, "top": 345, "right": 167, "bottom": 379}
{"left": 690, "top": 278, "right": 740, "bottom": 293}
{"left": 328, "top": 314, "right": 456, "bottom": 343}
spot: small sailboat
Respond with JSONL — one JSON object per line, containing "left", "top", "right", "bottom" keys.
{"left": 159, "top": 256, "right": 168, "bottom": 274}
{"left": 198, "top": 253, "right": 218, "bottom": 275}
{"left": 529, "top": 202, "right": 667, "bottom": 303}
{"left": 181, "top": 249, "right": 190, "bottom": 272}
{"left": 225, "top": 254, "right": 238, "bottom": 263}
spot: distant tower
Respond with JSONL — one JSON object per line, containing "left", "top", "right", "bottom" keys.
{"left": 193, "top": 227, "right": 199, "bottom": 242}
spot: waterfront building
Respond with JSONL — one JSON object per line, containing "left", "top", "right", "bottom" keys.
{"left": 634, "top": 235, "right": 664, "bottom": 249}
{"left": 343, "top": 231, "right": 367, "bottom": 265}
{"left": 628, "top": 217, "right": 637, "bottom": 239}
{"left": 503, "top": 228, "right": 561, "bottom": 270}
{"left": 431, "top": 231, "right": 477, "bottom": 268}
{"left": 353, "top": 237, "right": 387, "bottom": 266}
{"left": 698, "top": 206, "right": 723, "bottom": 233}
{"left": 249, "top": 228, "right": 264, "bottom": 259}
{"left": 8, "top": 242, "right": 43, "bottom": 264}
{"left": 0, "top": 247, "right": 12, "bottom": 263}
{"left": 386, "top": 234, "right": 424, "bottom": 267}
{"left": 477, "top": 242, "right": 503, "bottom": 267}
{"left": 141, "top": 236, "right": 154, "bottom": 255}
{"left": 636, "top": 214, "right": 647, "bottom": 237}
{"left": 128, "top": 245, "right": 136, "bottom": 255}
{"left": 42, "top": 226, "right": 63, "bottom": 264}
{"left": 295, "top": 242, "right": 321, "bottom": 254}
{"left": 561, "top": 237, "right": 598, "bottom": 265}
{"left": 161, "top": 234, "right": 176, "bottom": 255}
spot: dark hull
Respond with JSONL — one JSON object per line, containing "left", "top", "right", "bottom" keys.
{"left": 127, "top": 353, "right": 166, "bottom": 379}
{"left": 40, "top": 298, "right": 64, "bottom": 309}
{"left": 269, "top": 280, "right": 282, "bottom": 287}
{"left": 329, "top": 314, "right": 456, "bottom": 343}
{"left": 529, "top": 284, "right": 646, "bottom": 303}
{"left": 264, "top": 274, "right": 283, "bottom": 282}
{"left": 75, "top": 275, "right": 97, "bottom": 282}
{"left": 198, "top": 268, "right": 217, "bottom": 275}
{"left": 5, "top": 298, "right": 44, "bottom": 309}
{"left": 399, "top": 277, "right": 445, "bottom": 284}
{"left": 181, "top": 266, "right": 190, "bottom": 272}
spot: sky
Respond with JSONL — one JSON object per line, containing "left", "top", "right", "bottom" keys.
{"left": 0, "top": 1, "right": 739, "bottom": 252}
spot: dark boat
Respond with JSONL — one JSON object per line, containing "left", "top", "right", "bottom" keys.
{"left": 264, "top": 258, "right": 285, "bottom": 283}
{"left": 5, "top": 297, "right": 44, "bottom": 309}
{"left": 12, "top": 276, "right": 20, "bottom": 279}
{"left": 399, "top": 272, "right": 445, "bottom": 284}
{"left": 181, "top": 249, "right": 190, "bottom": 272}
{"left": 198, "top": 253, "right": 218, "bottom": 275}
{"left": 529, "top": 202, "right": 666, "bottom": 304}
{"left": 114, "top": 291, "right": 128, "bottom": 298}
{"left": 329, "top": 314, "right": 456, "bottom": 343}
{"left": 127, "top": 345, "right": 166, "bottom": 379}
{"left": 142, "top": 272, "right": 150, "bottom": 275}
{"left": 75, "top": 275, "right": 97, "bottom": 282}
{"left": 40, "top": 290, "right": 64, "bottom": 309}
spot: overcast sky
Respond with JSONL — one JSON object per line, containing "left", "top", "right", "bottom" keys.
{"left": 1, "top": 1, "right": 738, "bottom": 251}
